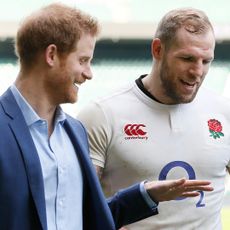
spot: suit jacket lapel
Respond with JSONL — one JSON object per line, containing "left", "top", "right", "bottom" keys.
{"left": 63, "top": 117, "right": 115, "bottom": 230}
{"left": 63, "top": 116, "right": 95, "bottom": 179}
{"left": 1, "top": 89, "right": 47, "bottom": 230}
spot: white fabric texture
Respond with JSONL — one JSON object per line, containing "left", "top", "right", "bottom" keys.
{"left": 78, "top": 82, "right": 230, "bottom": 230}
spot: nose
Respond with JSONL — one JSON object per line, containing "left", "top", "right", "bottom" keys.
{"left": 82, "top": 66, "right": 93, "bottom": 80}
{"left": 188, "top": 61, "right": 203, "bottom": 78}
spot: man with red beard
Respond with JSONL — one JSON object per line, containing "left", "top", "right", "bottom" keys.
{"left": 0, "top": 3, "right": 214, "bottom": 230}
{"left": 78, "top": 8, "right": 230, "bottom": 230}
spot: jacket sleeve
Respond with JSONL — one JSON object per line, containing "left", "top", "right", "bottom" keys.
{"left": 107, "top": 183, "right": 158, "bottom": 229}
{"left": 67, "top": 117, "right": 158, "bottom": 230}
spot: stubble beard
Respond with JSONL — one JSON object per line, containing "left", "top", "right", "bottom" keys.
{"left": 159, "top": 60, "right": 200, "bottom": 104}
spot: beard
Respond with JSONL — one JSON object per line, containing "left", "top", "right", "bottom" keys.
{"left": 159, "top": 58, "right": 201, "bottom": 104}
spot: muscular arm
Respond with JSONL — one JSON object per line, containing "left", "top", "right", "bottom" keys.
{"left": 78, "top": 102, "right": 109, "bottom": 179}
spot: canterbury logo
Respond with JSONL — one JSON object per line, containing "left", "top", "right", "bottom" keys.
{"left": 124, "top": 124, "right": 148, "bottom": 140}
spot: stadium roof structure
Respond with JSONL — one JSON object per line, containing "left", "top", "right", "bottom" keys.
{"left": 0, "top": 0, "right": 230, "bottom": 41}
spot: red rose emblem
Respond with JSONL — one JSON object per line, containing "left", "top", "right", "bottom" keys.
{"left": 207, "top": 119, "right": 224, "bottom": 139}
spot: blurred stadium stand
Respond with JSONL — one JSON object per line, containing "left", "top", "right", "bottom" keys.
{"left": 1, "top": 0, "right": 230, "bottom": 60}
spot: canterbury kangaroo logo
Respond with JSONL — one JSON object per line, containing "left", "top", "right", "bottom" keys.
{"left": 124, "top": 124, "right": 147, "bottom": 136}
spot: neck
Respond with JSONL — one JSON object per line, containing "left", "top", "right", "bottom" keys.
{"left": 142, "top": 69, "right": 174, "bottom": 105}
{"left": 142, "top": 72, "right": 159, "bottom": 99}
{"left": 15, "top": 71, "right": 57, "bottom": 135}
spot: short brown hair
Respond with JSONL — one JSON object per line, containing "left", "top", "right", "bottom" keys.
{"left": 155, "top": 8, "right": 214, "bottom": 49}
{"left": 15, "top": 3, "right": 99, "bottom": 66}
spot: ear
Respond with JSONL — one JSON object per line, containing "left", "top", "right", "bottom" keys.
{"left": 151, "top": 38, "right": 163, "bottom": 60}
{"left": 45, "top": 44, "right": 58, "bottom": 67}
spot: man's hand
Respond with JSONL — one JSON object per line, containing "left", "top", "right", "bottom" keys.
{"left": 145, "top": 178, "right": 213, "bottom": 202}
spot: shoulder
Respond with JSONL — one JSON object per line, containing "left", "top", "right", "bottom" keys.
{"left": 65, "top": 113, "right": 88, "bottom": 136}
{"left": 0, "top": 88, "right": 22, "bottom": 121}
{"left": 94, "top": 82, "right": 136, "bottom": 106}
{"left": 64, "top": 114, "right": 90, "bottom": 145}
{"left": 197, "top": 87, "right": 230, "bottom": 107}
{"left": 78, "top": 82, "right": 136, "bottom": 122}
{"left": 65, "top": 113, "right": 85, "bottom": 129}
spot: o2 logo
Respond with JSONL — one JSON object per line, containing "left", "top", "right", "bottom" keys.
{"left": 158, "top": 161, "right": 205, "bottom": 208}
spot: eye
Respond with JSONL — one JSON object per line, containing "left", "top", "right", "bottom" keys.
{"left": 79, "top": 58, "right": 87, "bottom": 64}
{"left": 181, "top": 56, "right": 193, "bottom": 62}
{"left": 203, "top": 59, "right": 212, "bottom": 65}
{"left": 79, "top": 57, "right": 92, "bottom": 65}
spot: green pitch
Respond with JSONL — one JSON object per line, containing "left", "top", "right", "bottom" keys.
{"left": 222, "top": 207, "right": 230, "bottom": 229}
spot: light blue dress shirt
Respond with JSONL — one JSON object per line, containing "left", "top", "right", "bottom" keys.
{"left": 10, "top": 85, "right": 157, "bottom": 229}
{"left": 11, "top": 85, "right": 83, "bottom": 230}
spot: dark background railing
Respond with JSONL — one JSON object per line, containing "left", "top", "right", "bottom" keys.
{"left": 1, "top": 38, "right": 230, "bottom": 61}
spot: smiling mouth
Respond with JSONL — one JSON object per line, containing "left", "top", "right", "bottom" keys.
{"left": 179, "top": 80, "right": 199, "bottom": 94}
{"left": 181, "top": 80, "right": 196, "bottom": 87}
{"left": 74, "top": 83, "right": 80, "bottom": 88}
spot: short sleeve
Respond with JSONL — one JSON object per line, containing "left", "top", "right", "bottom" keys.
{"left": 77, "top": 101, "right": 111, "bottom": 168}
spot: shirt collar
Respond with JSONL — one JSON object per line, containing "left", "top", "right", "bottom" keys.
{"left": 10, "top": 84, "right": 66, "bottom": 126}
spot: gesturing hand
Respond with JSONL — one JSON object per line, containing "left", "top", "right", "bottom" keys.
{"left": 144, "top": 178, "right": 213, "bottom": 202}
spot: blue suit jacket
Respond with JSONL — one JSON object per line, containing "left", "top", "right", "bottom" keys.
{"left": 0, "top": 88, "right": 157, "bottom": 230}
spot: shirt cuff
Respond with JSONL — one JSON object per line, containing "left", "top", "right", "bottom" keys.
{"left": 140, "top": 180, "right": 158, "bottom": 210}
